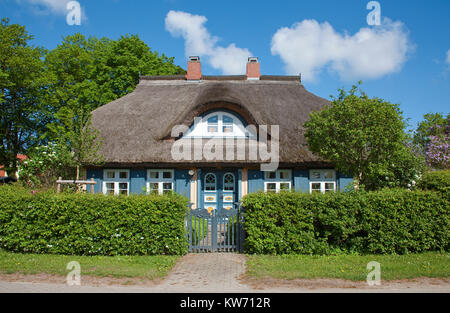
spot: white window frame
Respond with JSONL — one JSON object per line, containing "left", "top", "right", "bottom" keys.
{"left": 183, "top": 111, "right": 255, "bottom": 138}
{"left": 146, "top": 169, "right": 174, "bottom": 195}
{"left": 309, "top": 169, "right": 336, "bottom": 194}
{"left": 103, "top": 169, "right": 130, "bottom": 195}
{"left": 264, "top": 170, "right": 292, "bottom": 193}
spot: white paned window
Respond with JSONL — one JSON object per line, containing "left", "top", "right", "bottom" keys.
{"left": 184, "top": 111, "right": 255, "bottom": 138}
{"left": 264, "top": 170, "right": 292, "bottom": 193}
{"left": 309, "top": 169, "right": 336, "bottom": 194}
{"left": 103, "top": 169, "right": 130, "bottom": 195}
{"left": 147, "top": 169, "right": 174, "bottom": 195}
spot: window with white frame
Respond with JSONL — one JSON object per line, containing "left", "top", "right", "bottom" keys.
{"left": 309, "top": 169, "right": 336, "bottom": 194}
{"left": 103, "top": 169, "right": 130, "bottom": 195}
{"left": 264, "top": 170, "right": 292, "bottom": 193}
{"left": 184, "top": 111, "right": 255, "bottom": 138}
{"left": 147, "top": 169, "right": 174, "bottom": 195}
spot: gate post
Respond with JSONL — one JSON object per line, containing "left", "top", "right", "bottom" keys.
{"left": 238, "top": 204, "right": 245, "bottom": 253}
{"left": 211, "top": 210, "right": 217, "bottom": 252}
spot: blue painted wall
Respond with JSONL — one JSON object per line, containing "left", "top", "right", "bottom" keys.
{"left": 248, "top": 170, "right": 264, "bottom": 193}
{"left": 175, "top": 170, "right": 190, "bottom": 198}
{"left": 338, "top": 173, "right": 354, "bottom": 192}
{"left": 88, "top": 168, "right": 353, "bottom": 196}
{"left": 130, "top": 169, "right": 146, "bottom": 195}
{"left": 86, "top": 169, "right": 103, "bottom": 194}
{"left": 293, "top": 170, "right": 309, "bottom": 193}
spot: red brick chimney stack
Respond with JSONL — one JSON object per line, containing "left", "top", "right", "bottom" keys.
{"left": 186, "top": 56, "right": 202, "bottom": 80}
{"left": 246, "top": 57, "right": 261, "bottom": 80}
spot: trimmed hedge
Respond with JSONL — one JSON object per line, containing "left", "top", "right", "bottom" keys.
{"left": 417, "top": 170, "right": 450, "bottom": 193}
{"left": 0, "top": 185, "right": 189, "bottom": 256}
{"left": 242, "top": 190, "right": 449, "bottom": 255}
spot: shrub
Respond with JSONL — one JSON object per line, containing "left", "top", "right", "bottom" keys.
{"left": 417, "top": 170, "right": 450, "bottom": 193}
{"left": 0, "top": 185, "right": 189, "bottom": 256}
{"left": 242, "top": 190, "right": 449, "bottom": 255}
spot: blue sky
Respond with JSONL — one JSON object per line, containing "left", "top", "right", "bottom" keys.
{"left": 1, "top": 0, "right": 449, "bottom": 130}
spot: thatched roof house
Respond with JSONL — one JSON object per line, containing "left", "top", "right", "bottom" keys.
{"left": 87, "top": 57, "right": 353, "bottom": 209}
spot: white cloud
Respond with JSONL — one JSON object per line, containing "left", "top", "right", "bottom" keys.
{"left": 165, "top": 10, "right": 252, "bottom": 75}
{"left": 271, "top": 18, "right": 413, "bottom": 82}
{"left": 18, "top": 0, "right": 71, "bottom": 14}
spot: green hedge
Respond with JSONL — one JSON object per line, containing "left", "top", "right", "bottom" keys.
{"left": 417, "top": 170, "right": 450, "bottom": 193}
{"left": 0, "top": 185, "right": 189, "bottom": 256}
{"left": 242, "top": 190, "right": 449, "bottom": 255}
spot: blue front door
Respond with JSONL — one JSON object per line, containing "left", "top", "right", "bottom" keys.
{"left": 202, "top": 170, "right": 237, "bottom": 214}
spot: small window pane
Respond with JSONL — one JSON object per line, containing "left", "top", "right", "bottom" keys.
{"left": 150, "top": 171, "right": 159, "bottom": 179}
{"left": 163, "top": 171, "right": 172, "bottom": 179}
{"left": 119, "top": 183, "right": 128, "bottom": 190}
{"left": 208, "top": 126, "right": 218, "bottom": 133}
{"left": 207, "top": 116, "right": 218, "bottom": 123}
{"left": 106, "top": 183, "right": 115, "bottom": 194}
{"left": 265, "top": 172, "right": 276, "bottom": 179}
{"left": 163, "top": 182, "right": 173, "bottom": 190}
{"left": 223, "top": 125, "right": 233, "bottom": 133}
{"left": 325, "top": 183, "right": 335, "bottom": 192}
{"left": 149, "top": 183, "right": 159, "bottom": 194}
{"left": 266, "top": 183, "right": 277, "bottom": 193}
{"left": 223, "top": 116, "right": 233, "bottom": 124}
{"left": 311, "top": 183, "right": 321, "bottom": 193}
{"left": 280, "top": 183, "right": 290, "bottom": 190}
{"left": 311, "top": 172, "right": 321, "bottom": 179}
{"left": 280, "top": 171, "right": 290, "bottom": 180}
{"left": 119, "top": 171, "right": 128, "bottom": 179}
{"left": 324, "top": 171, "right": 334, "bottom": 179}
{"left": 106, "top": 171, "right": 115, "bottom": 179}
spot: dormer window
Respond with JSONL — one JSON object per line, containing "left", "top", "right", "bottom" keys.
{"left": 207, "top": 115, "right": 219, "bottom": 133}
{"left": 184, "top": 110, "right": 254, "bottom": 138}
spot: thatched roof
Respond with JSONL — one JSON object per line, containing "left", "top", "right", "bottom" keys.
{"left": 90, "top": 76, "right": 330, "bottom": 167}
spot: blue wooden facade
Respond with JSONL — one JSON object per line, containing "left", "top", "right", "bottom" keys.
{"left": 86, "top": 168, "right": 353, "bottom": 210}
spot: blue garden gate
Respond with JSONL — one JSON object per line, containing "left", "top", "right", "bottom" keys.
{"left": 187, "top": 205, "right": 244, "bottom": 253}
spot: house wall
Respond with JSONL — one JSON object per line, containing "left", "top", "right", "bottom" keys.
{"left": 87, "top": 168, "right": 353, "bottom": 200}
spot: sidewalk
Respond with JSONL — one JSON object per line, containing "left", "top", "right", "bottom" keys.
{"left": 0, "top": 253, "right": 449, "bottom": 293}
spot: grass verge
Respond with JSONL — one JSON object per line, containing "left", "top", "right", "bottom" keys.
{"left": 0, "top": 250, "right": 180, "bottom": 280}
{"left": 246, "top": 252, "right": 450, "bottom": 281}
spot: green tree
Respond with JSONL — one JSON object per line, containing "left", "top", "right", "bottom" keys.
{"left": 45, "top": 33, "right": 185, "bottom": 179}
{"left": 414, "top": 113, "right": 448, "bottom": 153}
{"left": 0, "top": 18, "right": 51, "bottom": 178}
{"left": 304, "top": 83, "right": 424, "bottom": 190}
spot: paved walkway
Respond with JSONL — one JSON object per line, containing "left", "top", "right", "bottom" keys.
{"left": 0, "top": 253, "right": 449, "bottom": 293}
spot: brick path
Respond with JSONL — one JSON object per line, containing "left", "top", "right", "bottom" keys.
{"left": 153, "top": 253, "right": 248, "bottom": 292}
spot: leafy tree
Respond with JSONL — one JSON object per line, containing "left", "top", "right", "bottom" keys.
{"left": 414, "top": 113, "right": 448, "bottom": 150}
{"left": 44, "top": 34, "right": 185, "bottom": 180}
{"left": 304, "top": 83, "right": 424, "bottom": 190}
{"left": 414, "top": 113, "right": 449, "bottom": 169}
{"left": 18, "top": 142, "right": 74, "bottom": 188}
{"left": 0, "top": 18, "right": 51, "bottom": 178}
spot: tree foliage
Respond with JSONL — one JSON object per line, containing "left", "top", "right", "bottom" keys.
{"left": 304, "top": 83, "right": 425, "bottom": 190}
{"left": 0, "top": 18, "right": 52, "bottom": 177}
{"left": 414, "top": 113, "right": 449, "bottom": 169}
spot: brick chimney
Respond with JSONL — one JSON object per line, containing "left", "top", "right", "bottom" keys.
{"left": 246, "top": 57, "right": 260, "bottom": 80}
{"left": 186, "top": 56, "right": 202, "bottom": 80}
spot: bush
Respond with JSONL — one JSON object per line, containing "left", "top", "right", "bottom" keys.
{"left": 242, "top": 190, "right": 449, "bottom": 255}
{"left": 417, "top": 170, "right": 450, "bottom": 193}
{"left": 0, "top": 185, "right": 189, "bottom": 256}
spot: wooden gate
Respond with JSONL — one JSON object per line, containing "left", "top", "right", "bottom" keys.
{"left": 187, "top": 205, "right": 244, "bottom": 253}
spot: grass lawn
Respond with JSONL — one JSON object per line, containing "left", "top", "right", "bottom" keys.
{"left": 246, "top": 252, "right": 450, "bottom": 281}
{"left": 0, "top": 250, "right": 180, "bottom": 280}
